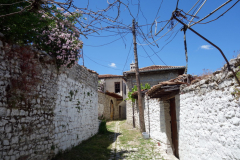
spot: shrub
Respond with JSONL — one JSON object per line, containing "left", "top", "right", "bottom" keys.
{"left": 98, "top": 120, "right": 108, "bottom": 134}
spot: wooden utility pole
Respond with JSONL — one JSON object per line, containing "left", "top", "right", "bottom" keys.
{"left": 132, "top": 19, "right": 146, "bottom": 132}
{"left": 183, "top": 26, "right": 188, "bottom": 74}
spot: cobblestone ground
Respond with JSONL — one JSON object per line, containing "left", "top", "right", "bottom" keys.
{"left": 108, "top": 120, "right": 178, "bottom": 160}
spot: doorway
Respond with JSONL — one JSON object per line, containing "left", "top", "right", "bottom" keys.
{"left": 170, "top": 98, "right": 179, "bottom": 158}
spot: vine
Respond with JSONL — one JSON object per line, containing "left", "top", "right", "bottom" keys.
{"left": 126, "top": 83, "right": 151, "bottom": 103}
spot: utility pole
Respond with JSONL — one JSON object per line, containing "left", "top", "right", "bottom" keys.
{"left": 132, "top": 19, "right": 146, "bottom": 132}
{"left": 183, "top": 26, "right": 188, "bottom": 74}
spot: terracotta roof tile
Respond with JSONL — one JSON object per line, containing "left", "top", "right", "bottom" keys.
{"left": 124, "top": 65, "right": 185, "bottom": 74}
{"left": 98, "top": 74, "right": 123, "bottom": 79}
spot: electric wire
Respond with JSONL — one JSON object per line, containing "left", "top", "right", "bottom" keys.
{"left": 84, "top": 54, "right": 122, "bottom": 71}
{"left": 84, "top": 33, "right": 129, "bottom": 47}
{"left": 188, "top": 0, "right": 207, "bottom": 26}
{"left": 137, "top": 37, "right": 156, "bottom": 65}
{"left": 122, "top": 40, "right": 133, "bottom": 73}
{"left": 189, "top": 0, "right": 239, "bottom": 27}
{"left": 140, "top": 0, "right": 202, "bottom": 45}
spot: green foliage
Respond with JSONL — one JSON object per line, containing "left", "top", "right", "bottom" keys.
{"left": 98, "top": 120, "right": 108, "bottom": 134}
{"left": 126, "top": 83, "right": 151, "bottom": 103}
{"left": 69, "top": 90, "right": 74, "bottom": 101}
{"left": 51, "top": 145, "right": 55, "bottom": 150}
{"left": 0, "top": 1, "right": 83, "bottom": 68}
{"left": 0, "top": 0, "right": 52, "bottom": 44}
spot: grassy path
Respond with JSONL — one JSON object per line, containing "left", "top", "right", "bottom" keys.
{"left": 52, "top": 120, "right": 169, "bottom": 160}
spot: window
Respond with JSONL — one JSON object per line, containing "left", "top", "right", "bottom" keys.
{"left": 115, "top": 82, "right": 120, "bottom": 93}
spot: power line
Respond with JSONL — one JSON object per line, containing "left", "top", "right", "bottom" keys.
{"left": 176, "top": 0, "right": 180, "bottom": 10}
{"left": 140, "top": 0, "right": 203, "bottom": 46}
{"left": 155, "top": 0, "right": 164, "bottom": 20}
{"left": 84, "top": 33, "right": 129, "bottom": 47}
{"left": 85, "top": 55, "right": 125, "bottom": 66}
{"left": 84, "top": 54, "right": 122, "bottom": 71}
{"left": 122, "top": 40, "right": 133, "bottom": 73}
{"left": 188, "top": 0, "right": 207, "bottom": 26}
{"left": 189, "top": 0, "right": 239, "bottom": 27}
{"left": 137, "top": 37, "right": 156, "bottom": 65}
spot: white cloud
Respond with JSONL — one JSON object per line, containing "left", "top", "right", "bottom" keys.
{"left": 109, "top": 63, "right": 116, "bottom": 68}
{"left": 201, "top": 45, "right": 213, "bottom": 50}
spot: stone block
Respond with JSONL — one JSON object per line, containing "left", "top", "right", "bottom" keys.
{"left": 231, "top": 117, "right": 240, "bottom": 126}
{"left": 0, "top": 40, "right": 3, "bottom": 48}
{"left": 3, "top": 139, "right": 9, "bottom": 145}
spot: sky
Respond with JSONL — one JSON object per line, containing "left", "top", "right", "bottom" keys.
{"left": 68, "top": 0, "right": 240, "bottom": 76}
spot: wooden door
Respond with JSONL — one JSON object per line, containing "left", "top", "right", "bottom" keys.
{"left": 110, "top": 101, "right": 114, "bottom": 120}
{"left": 170, "top": 98, "right": 179, "bottom": 158}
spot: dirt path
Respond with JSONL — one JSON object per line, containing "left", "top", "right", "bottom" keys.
{"left": 108, "top": 120, "right": 178, "bottom": 160}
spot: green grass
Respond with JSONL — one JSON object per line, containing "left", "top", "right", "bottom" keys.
{"left": 117, "top": 120, "right": 164, "bottom": 160}
{"left": 52, "top": 122, "right": 115, "bottom": 160}
{"left": 52, "top": 120, "right": 164, "bottom": 160}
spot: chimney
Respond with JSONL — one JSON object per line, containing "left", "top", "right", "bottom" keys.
{"left": 130, "top": 61, "right": 135, "bottom": 71}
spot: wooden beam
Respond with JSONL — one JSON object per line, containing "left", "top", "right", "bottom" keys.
{"left": 160, "top": 91, "right": 179, "bottom": 101}
{"left": 164, "top": 86, "right": 180, "bottom": 92}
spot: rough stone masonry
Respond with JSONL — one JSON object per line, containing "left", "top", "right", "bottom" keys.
{"left": 0, "top": 41, "right": 99, "bottom": 160}
{"left": 126, "top": 55, "right": 240, "bottom": 160}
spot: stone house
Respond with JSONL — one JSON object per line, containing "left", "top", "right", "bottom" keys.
{"left": 128, "top": 56, "right": 240, "bottom": 160}
{"left": 98, "top": 74, "right": 127, "bottom": 120}
{"left": 123, "top": 63, "right": 185, "bottom": 128}
{"left": 123, "top": 62, "right": 185, "bottom": 90}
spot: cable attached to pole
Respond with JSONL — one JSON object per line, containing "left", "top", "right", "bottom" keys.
{"left": 172, "top": 12, "right": 240, "bottom": 86}
{"left": 181, "top": 25, "right": 188, "bottom": 74}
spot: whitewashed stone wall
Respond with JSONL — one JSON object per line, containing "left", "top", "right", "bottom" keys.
{"left": 53, "top": 65, "right": 98, "bottom": 155}
{"left": 126, "top": 56, "right": 240, "bottom": 160}
{"left": 127, "top": 97, "right": 174, "bottom": 154}
{"left": 178, "top": 57, "right": 240, "bottom": 160}
{"left": 144, "top": 98, "right": 174, "bottom": 154}
{"left": 0, "top": 42, "right": 98, "bottom": 160}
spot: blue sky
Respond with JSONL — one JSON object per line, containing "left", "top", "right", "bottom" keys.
{"left": 71, "top": 0, "right": 240, "bottom": 76}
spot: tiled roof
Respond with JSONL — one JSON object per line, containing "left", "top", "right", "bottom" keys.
{"left": 146, "top": 74, "right": 193, "bottom": 98}
{"left": 124, "top": 65, "right": 185, "bottom": 74}
{"left": 131, "top": 74, "right": 193, "bottom": 99}
{"left": 98, "top": 74, "right": 123, "bottom": 79}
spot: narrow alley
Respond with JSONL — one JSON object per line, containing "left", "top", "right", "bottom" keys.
{"left": 53, "top": 120, "right": 178, "bottom": 160}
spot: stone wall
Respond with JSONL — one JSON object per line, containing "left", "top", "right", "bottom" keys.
{"left": 178, "top": 57, "right": 240, "bottom": 160}
{"left": 0, "top": 42, "right": 98, "bottom": 160}
{"left": 126, "top": 56, "right": 240, "bottom": 159}
{"left": 125, "top": 70, "right": 180, "bottom": 91}
{"left": 126, "top": 97, "right": 174, "bottom": 154}
{"left": 98, "top": 92, "right": 119, "bottom": 120}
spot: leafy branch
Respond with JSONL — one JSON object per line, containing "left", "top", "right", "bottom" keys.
{"left": 126, "top": 83, "right": 151, "bottom": 103}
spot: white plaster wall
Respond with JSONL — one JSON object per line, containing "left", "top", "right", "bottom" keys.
{"left": 144, "top": 98, "right": 174, "bottom": 153}
{"left": 105, "top": 78, "right": 124, "bottom": 96}
{"left": 179, "top": 89, "right": 240, "bottom": 160}
{"left": 177, "top": 56, "right": 240, "bottom": 160}
{"left": 127, "top": 96, "right": 174, "bottom": 153}
{"left": 53, "top": 74, "right": 98, "bottom": 154}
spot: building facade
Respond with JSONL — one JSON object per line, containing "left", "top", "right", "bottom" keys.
{"left": 98, "top": 74, "right": 127, "bottom": 120}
